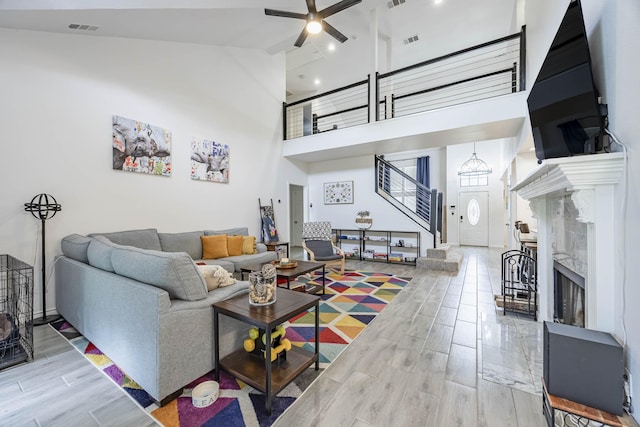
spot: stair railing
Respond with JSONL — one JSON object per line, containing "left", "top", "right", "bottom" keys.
{"left": 375, "top": 155, "right": 439, "bottom": 247}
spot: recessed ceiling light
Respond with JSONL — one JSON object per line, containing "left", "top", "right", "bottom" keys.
{"left": 328, "top": 43, "right": 336, "bottom": 52}
{"left": 434, "top": 0, "right": 443, "bottom": 4}
{"left": 314, "top": 78, "right": 321, "bottom": 85}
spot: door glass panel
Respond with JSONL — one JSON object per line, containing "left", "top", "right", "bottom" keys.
{"left": 467, "top": 198, "right": 480, "bottom": 226}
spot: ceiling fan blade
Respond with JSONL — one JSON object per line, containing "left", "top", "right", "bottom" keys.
{"left": 264, "top": 9, "right": 307, "bottom": 20}
{"left": 319, "top": 0, "right": 362, "bottom": 19}
{"left": 322, "top": 21, "right": 348, "bottom": 43}
{"left": 294, "top": 27, "right": 309, "bottom": 47}
{"left": 306, "top": 0, "right": 318, "bottom": 14}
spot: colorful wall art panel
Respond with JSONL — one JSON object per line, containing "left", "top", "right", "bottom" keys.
{"left": 112, "top": 115, "right": 172, "bottom": 176}
{"left": 190, "top": 137, "right": 230, "bottom": 183}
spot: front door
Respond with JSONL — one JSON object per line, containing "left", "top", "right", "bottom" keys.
{"left": 459, "top": 191, "right": 489, "bottom": 246}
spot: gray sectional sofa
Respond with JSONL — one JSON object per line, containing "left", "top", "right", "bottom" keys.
{"left": 54, "top": 227, "right": 277, "bottom": 404}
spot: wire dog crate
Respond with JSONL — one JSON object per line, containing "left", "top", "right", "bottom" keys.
{"left": 0, "top": 254, "right": 34, "bottom": 370}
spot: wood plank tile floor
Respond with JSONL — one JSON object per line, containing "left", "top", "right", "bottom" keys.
{"left": 0, "top": 321, "right": 158, "bottom": 426}
{"left": 1, "top": 246, "right": 634, "bottom": 426}
{"left": 276, "top": 246, "right": 548, "bottom": 427}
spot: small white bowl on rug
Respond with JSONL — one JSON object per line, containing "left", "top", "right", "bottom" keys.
{"left": 191, "top": 381, "right": 219, "bottom": 408}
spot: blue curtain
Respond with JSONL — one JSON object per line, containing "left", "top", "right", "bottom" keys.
{"left": 417, "top": 156, "right": 430, "bottom": 188}
{"left": 416, "top": 156, "right": 430, "bottom": 220}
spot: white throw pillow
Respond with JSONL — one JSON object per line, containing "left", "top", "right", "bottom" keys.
{"left": 197, "top": 265, "right": 236, "bottom": 291}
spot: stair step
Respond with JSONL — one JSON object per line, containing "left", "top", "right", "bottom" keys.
{"left": 416, "top": 246, "right": 463, "bottom": 273}
{"left": 427, "top": 245, "right": 450, "bottom": 259}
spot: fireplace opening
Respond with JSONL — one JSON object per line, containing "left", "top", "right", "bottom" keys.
{"left": 553, "top": 261, "right": 585, "bottom": 327}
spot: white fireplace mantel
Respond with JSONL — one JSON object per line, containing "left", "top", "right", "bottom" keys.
{"left": 512, "top": 152, "right": 625, "bottom": 200}
{"left": 512, "top": 151, "right": 625, "bottom": 332}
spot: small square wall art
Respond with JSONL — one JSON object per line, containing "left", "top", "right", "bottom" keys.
{"left": 190, "top": 137, "right": 229, "bottom": 183}
{"left": 112, "top": 115, "right": 172, "bottom": 176}
{"left": 324, "top": 181, "right": 353, "bottom": 204}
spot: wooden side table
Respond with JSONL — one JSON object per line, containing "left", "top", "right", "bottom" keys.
{"left": 543, "top": 380, "right": 624, "bottom": 427}
{"left": 264, "top": 241, "right": 289, "bottom": 258}
{"left": 213, "top": 289, "right": 320, "bottom": 415}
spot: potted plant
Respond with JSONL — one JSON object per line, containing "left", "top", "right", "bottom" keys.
{"left": 355, "top": 210, "right": 373, "bottom": 229}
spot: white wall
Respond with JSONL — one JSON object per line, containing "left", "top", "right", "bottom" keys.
{"left": 0, "top": 28, "right": 307, "bottom": 318}
{"left": 585, "top": 0, "right": 640, "bottom": 415}
{"left": 306, "top": 147, "right": 444, "bottom": 254}
{"left": 522, "top": 0, "right": 640, "bottom": 418}
{"left": 446, "top": 139, "right": 511, "bottom": 247}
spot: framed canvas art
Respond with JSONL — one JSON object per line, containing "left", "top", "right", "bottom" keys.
{"left": 324, "top": 181, "right": 353, "bottom": 204}
{"left": 190, "top": 137, "right": 229, "bottom": 183}
{"left": 112, "top": 115, "right": 172, "bottom": 176}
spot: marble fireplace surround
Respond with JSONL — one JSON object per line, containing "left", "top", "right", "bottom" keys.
{"left": 512, "top": 152, "right": 624, "bottom": 333}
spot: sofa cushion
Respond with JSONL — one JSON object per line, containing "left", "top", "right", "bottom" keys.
{"left": 195, "top": 259, "right": 235, "bottom": 273}
{"left": 111, "top": 246, "right": 207, "bottom": 301}
{"left": 87, "top": 236, "right": 120, "bottom": 272}
{"left": 224, "top": 251, "right": 278, "bottom": 272}
{"left": 159, "top": 231, "right": 204, "bottom": 259}
{"left": 89, "top": 228, "right": 162, "bottom": 251}
{"left": 201, "top": 235, "right": 229, "bottom": 259}
{"left": 61, "top": 234, "right": 92, "bottom": 263}
{"left": 204, "top": 227, "right": 249, "bottom": 237}
{"left": 242, "top": 236, "right": 257, "bottom": 255}
{"left": 227, "top": 235, "right": 243, "bottom": 256}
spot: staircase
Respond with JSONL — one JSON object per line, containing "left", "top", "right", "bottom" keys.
{"left": 416, "top": 245, "right": 463, "bottom": 273}
{"left": 374, "top": 155, "right": 462, "bottom": 272}
{"left": 374, "top": 155, "right": 442, "bottom": 248}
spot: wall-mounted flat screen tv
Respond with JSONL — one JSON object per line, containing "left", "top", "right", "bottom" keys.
{"left": 527, "top": 0, "right": 606, "bottom": 162}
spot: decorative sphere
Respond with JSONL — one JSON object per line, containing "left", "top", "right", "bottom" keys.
{"left": 24, "top": 193, "right": 62, "bottom": 220}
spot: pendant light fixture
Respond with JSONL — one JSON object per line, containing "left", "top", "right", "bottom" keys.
{"left": 457, "top": 143, "right": 492, "bottom": 177}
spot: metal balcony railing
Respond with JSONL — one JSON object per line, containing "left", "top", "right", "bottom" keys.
{"left": 283, "top": 27, "right": 526, "bottom": 140}
{"left": 283, "top": 78, "right": 369, "bottom": 140}
{"left": 377, "top": 28, "right": 525, "bottom": 120}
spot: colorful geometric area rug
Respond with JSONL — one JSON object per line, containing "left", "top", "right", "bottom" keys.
{"left": 50, "top": 270, "right": 409, "bottom": 427}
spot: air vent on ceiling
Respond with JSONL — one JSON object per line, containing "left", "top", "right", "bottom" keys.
{"left": 68, "top": 24, "right": 99, "bottom": 31}
{"left": 387, "top": 0, "right": 406, "bottom": 8}
{"left": 403, "top": 34, "right": 419, "bottom": 44}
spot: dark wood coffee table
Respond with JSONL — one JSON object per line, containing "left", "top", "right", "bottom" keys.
{"left": 213, "top": 289, "right": 320, "bottom": 415}
{"left": 240, "top": 260, "right": 327, "bottom": 294}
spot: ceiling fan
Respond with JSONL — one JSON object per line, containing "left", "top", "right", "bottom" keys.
{"left": 265, "top": 0, "right": 362, "bottom": 47}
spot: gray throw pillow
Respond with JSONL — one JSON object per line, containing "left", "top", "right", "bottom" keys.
{"left": 89, "top": 228, "right": 162, "bottom": 251}
{"left": 60, "top": 234, "right": 92, "bottom": 263}
{"left": 158, "top": 231, "right": 204, "bottom": 260}
{"left": 87, "top": 236, "right": 120, "bottom": 272}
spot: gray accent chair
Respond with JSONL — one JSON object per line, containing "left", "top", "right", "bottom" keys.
{"left": 301, "top": 221, "right": 345, "bottom": 274}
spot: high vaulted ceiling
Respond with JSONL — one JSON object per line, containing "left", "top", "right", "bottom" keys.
{"left": 0, "top": 0, "right": 520, "bottom": 100}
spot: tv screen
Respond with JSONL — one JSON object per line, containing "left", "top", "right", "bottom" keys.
{"left": 527, "top": 0, "right": 606, "bottom": 162}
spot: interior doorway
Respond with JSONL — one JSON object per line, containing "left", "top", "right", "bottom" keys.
{"left": 458, "top": 191, "right": 489, "bottom": 246}
{"left": 289, "top": 184, "right": 304, "bottom": 258}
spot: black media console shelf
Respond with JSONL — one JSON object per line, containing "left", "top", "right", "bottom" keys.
{"left": 332, "top": 229, "right": 420, "bottom": 266}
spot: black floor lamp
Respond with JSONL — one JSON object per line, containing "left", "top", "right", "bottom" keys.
{"left": 24, "top": 193, "right": 62, "bottom": 325}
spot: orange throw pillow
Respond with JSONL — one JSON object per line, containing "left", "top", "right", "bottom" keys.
{"left": 242, "top": 236, "right": 257, "bottom": 254}
{"left": 227, "top": 235, "right": 243, "bottom": 256}
{"left": 201, "top": 235, "right": 229, "bottom": 259}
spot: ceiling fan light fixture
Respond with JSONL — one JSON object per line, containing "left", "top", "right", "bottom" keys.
{"left": 306, "top": 20, "right": 323, "bottom": 34}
